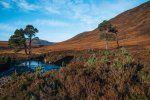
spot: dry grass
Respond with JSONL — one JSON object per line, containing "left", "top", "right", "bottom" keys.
{"left": 0, "top": 48, "right": 150, "bottom": 100}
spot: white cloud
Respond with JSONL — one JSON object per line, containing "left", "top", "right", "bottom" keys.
{"left": 0, "top": 23, "right": 17, "bottom": 40}
{"left": 0, "top": 23, "right": 16, "bottom": 32}
{"left": 10, "top": 19, "right": 72, "bottom": 28}
{"left": 34, "top": 19, "right": 72, "bottom": 27}
{"left": 60, "top": 0, "right": 142, "bottom": 28}
{"left": 13, "top": 0, "right": 39, "bottom": 11}
{"left": 44, "top": 6, "right": 60, "bottom": 14}
{"left": 0, "top": 1, "right": 11, "bottom": 8}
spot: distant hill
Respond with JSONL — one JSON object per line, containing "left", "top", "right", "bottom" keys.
{"left": 0, "top": 41, "right": 8, "bottom": 48}
{"left": 35, "top": 1, "right": 150, "bottom": 53}
{"left": 0, "top": 38, "right": 54, "bottom": 49}
{"left": 26, "top": 37, "right": 54, "bottom": 47}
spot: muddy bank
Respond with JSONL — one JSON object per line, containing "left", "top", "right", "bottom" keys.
{"left": 43, "top": 49, "right": 100, "bottom": 66}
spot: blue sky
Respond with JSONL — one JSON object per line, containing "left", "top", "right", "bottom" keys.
{"left": 0, "top": 0, "right": 149, "bottom": 42}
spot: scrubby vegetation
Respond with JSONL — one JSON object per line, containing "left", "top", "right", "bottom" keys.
{"left": 0, "top": 47, "right": 149, "bottom": 100}
{"left": 0, "top": 56, "right": 15, "bottom": 64}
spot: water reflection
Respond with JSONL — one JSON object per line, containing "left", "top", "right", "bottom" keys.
{"left": 18, "top": 60, "right": 60, "bottom": 71}
{"left": 0, "top": 60, "right": 60, "bottom": 77}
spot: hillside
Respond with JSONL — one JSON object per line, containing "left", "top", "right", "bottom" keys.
{"left": 26, "top": 37, "right": 54, "bottom": 47}
{"left": 34, "top": 1, "right": 150, "bottom": 53}
{"left": 0, "top": 41, "right": 8, "bottom": 48}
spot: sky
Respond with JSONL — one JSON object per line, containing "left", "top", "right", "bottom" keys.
{"left": 0, "top": 0, "right": 149, "bottom": 42}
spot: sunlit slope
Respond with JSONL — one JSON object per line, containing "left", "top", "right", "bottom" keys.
{"left": 34, "top": 1, "right": 150, "bottom": 53}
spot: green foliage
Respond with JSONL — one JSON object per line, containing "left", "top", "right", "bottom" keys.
{"left": 98, "top": 20, "right": 112, "bottom": 31}
{"left": 87, "top": 54, "right": 96, "bottom": 66}
{"left": 102, "top": 50, "right": 110, "bottom": 56}
{"left": 126, "top": 55, "right": 134, "bottom": 64}
{"left": 24, "top": 25, "right": 38, "bottom": 55}
{"left": 8, "top": 25, "right": 38, "bottom": 55}
{"left": 100, "top": 51, "right": 110, "bottom": 65}
{"left": 0, "top": 57, "right": 3, "bottom": 62}
{"left": 109, "top": 26, "right": 118, "bottom": 33}
{"left": 9, "top": 28, "right": 26, "bottom": 53}
{"left": 0, "top": 56, "right": 5, "bottom": 63}
{"left": 3, "top": 57, "right": 8, "bottom": 63}
{"left": 24, "top": 25, "right": 38, "bottom": 37}
{"left": 120, "top": 47, "right": 134, "bottom": 65}
{"left": 11, "top": 70, "right": 17, "bottom": 80}
{"left": 112, "top": 58, "right": 123, "bottom": 70}
{"left": 99, "top": 47, "right": 134, "bottom": 70}
{"left": 75, "top": 56, "right": 84, "bottom": 63}
{"left": 30, "top": 95, "right": 36, "bottom": 100}
{"left": 99, "top": 32, "right": 116, "bottom": 41}
{"left": 98, "top": 20, "right": 119, "bottom": 49}
{"left": 101, "top": 56, "right": 110, "bottom": 65}
{"left": 138, "top": 69, "right": 150, "bottom": 83}
{"left": 35, "top": 66, "right": 43, "bottom": 77}
{"left": 0, "top": 56, "right": 14, "bottom": 63}
{"left": 121, "top": 47, "right": 129, "bottom": 56}
{"left": 98, "top": 20, "right": 115, "bottom": 41}
{"left": 112, "top": 47, "right": 134, "bottom": 70}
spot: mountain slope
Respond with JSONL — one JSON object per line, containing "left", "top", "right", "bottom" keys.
{"left": 35, "top": 1, "right": 150, "bottom": 53}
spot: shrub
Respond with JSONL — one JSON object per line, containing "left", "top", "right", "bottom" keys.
{"left": 120, "top": 47, "right": 134, "bottom": 66}
{"left": 61, "top": 61, "right": 65, "bottom": 67}
{"left": 11, "top": 70, "right": 17, "bottom": 80}
{"left": 138, "top": 69, "right": 150, "bottom": 83}
{"left": 30, "top": 95, "right": 36, "bottom": 100}
{"left": 121, "top": 47, "right": 129, "bottom": 56}
{"left": 0, "top": 57, "right": 15, "bottom": 63}
{"left": 0, "top": 56, "right": 4, "bottom": 63}
{"left": 87, "top": 54, "right": 96, "bottom": 67}
{"left": 100, "top": 51, "right": 110, "bottom": 66}
{"left": 35, "top": 66, "right": 43, "bottom": 78}
{"left": 112, "top": 57, "right": 123, "bottom": 70}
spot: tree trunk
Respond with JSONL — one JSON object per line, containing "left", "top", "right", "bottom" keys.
{"left": 105, "top": 32, "right": 108, "bottom": 50}
{"left": 24, "top": 43, "right": 28, "bottom": 55}
{"left": 105, "top": 40, "right": 108, "bottom": 50}
{"left": 116, "top": 33, "right": 120, "bottom": 48}
{"left": 29, "top": 37, "right": 32, "bottom": 55}
{"left": 117, "top": 39, "right": 119, "bottom": 47}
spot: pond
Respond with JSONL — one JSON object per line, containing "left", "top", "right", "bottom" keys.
{"left": 0, "top": 60, "right": 61, "bottom": 77}
{"left": 20, "top": 60, "right": 60, "bottom": 71}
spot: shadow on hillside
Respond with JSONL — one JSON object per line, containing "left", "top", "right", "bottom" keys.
{"left": 54, "top": 56, "right": 74, "bottom": 66}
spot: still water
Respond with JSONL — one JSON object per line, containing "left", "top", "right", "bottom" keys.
{"left": 21, "top": 60, "right": 60, "bottom": 71}
{"left": 0, "top": 60, "right": 60, "bottom": 77}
